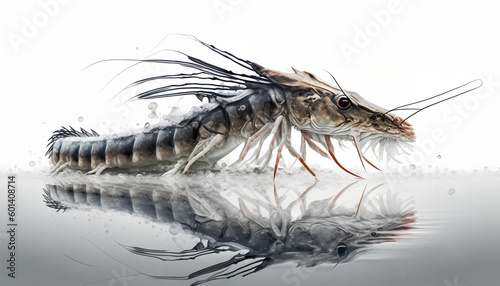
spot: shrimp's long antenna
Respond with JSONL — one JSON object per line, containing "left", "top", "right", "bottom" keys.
{"left": 401, "top": 80, "right": 482, "bottom": 124}
{"left": 325, "top": 70, "right": 350, "bottom": 99}
{"left": 385, "top": 79, "right": 483, "bottom": 124}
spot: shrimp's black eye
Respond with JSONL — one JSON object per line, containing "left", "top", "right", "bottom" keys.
{"left": 336, "top": 96, "right": 351, "bottom": 110}
{"left": 336, "top": 242, "right": 347, "bottom": 257}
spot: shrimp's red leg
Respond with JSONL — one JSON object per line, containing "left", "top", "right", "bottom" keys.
{"left": 325, "top": 136, "right": 364, "bottom": 179}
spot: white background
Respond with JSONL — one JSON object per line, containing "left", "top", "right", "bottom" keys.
{"left": 1, "top": 0, "right": 499, "bottom": 173}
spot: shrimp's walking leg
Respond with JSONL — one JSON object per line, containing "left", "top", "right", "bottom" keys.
{"left": 183, "top": 134, "right": 225, "bottom": 173}
{"left": 352, "top": 135, "right": 382, "bottom": 172}
{"left": 273, "top": 139, "right": 286, "bottom": 180}
{"left": 239, "top": 123, "right": 271, "bottom": 161}
{"left": 324, "top": 135, "right": 364, "bottom": 179}
{"left": 163, "top": 159, "right": 187, "bottom": 177}
{"left": 52, "top": 162, "right": 70, "bottom": 174}
{"left": 351, "top": 136, "right": 382, "bottom": 172}
{"left": 352, "top": 136, "right": 366, "bottom": 171}
{"left": 257, "top": 116, "right": 284, "bottom": 168}
{"left": 300, "top": 135, "right": 307, "bottom": 160}
{"left": 86, "top": 163, "right": 108, "bottom": 175}
{"left": 301, "top": 132, "right": 330, "bottom": 159}
{"left": 49, "top": 161, "right": 63, "bottom": 174}
{"left": 285, "top": 143, "right": 316, "bottom": 179}
{"left": 362, "top": 155, "right": 382, "bottom": 172}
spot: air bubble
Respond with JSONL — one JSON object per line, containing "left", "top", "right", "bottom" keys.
{"left": 409, "top": 164, "right": 416, "bottom": 170}
{"left": 78, "top": 116, "right": 84, "bottom": 122}
{"left": 238, "top": 105, "right": 246, "bottom": 111}
{"left": 148, "top": 102, "right": 158, "bottom": 119}
{"left": 148, "top": 102, "right": 158, "bottom": 110}
{"left": 143, "top": 122, "right": 151, "bottom": 132}
{"left": 169, "top": 225, "right": 180, "bottom": 235}
{"left": 437, "top": 155, "right": 441, "bottom": 159}
{"left": 29, "top": 161, "right": 35, "bottom": 167}
{"left": 448, "top": 188, "right": 455, "bottom": 195}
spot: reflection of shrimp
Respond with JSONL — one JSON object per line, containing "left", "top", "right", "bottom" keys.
{"left": 46, "top": 35, "right": 481, "bottom": 177}
{"left": 43, "top": 176, "right": 415, "bottom": 285}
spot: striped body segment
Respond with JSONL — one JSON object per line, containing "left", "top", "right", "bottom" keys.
{"left": 47, "top": 88, "right": 286, "bottom": 174}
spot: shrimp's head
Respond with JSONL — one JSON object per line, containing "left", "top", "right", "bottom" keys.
{"left": 252, "top": 63, "right": 415, "bottom": 161}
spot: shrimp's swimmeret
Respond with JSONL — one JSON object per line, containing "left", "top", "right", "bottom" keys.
{"left": 46, "top": 35, "right": 429, "bottom": 177}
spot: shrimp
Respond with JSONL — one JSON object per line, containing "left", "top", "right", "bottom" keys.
{"left": 43, "top": 176, "right": 415, "bottom": 285}
{"left": 46, "top": 35, "right": 482, "bottom": 177}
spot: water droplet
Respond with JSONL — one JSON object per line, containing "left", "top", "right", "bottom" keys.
{"left": 105, "top": 230, "right": 109, "bottom": 233}
{"left": 29, "top": 161, "right": 35, "bottom": 167}
{"left": 409, "top": 164, "right": 416, "bottom": 170}
{"left": 437, "top": 155, "right": 441, "bottom": 159}
{"left": 112, "top": 134, "right": 118, "bottom": 139}
{"left": 169, "top": 226, "right": 179, "bottom": 235}
{"left": 148, "top": 102, "right": 158, "bottom": 110}
{"left": 238, "top": 105, "right": 246, "bottom": 111}
{"left": 448, "top": 188, "right": 455, "bottom": 195}
{"left": 143, "top": 122, "right": 151, "bottom": 132}
{"left": 136, "top": 173, "right": 143, "bottom": 178}
{"left": 78, "top": 116, "right": 84, "bottom": 122}
{"left": 221, "top": 163, "right": 227, "bottom": 168}
{"left": 161, "top": 115, "right": 169, "bottom": 121}
{"left": 148, "top": 103, "right": 159, "bottom": 119}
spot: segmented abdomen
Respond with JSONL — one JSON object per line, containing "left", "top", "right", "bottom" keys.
{"left": 48, "top": 88, "right": 284, "bottom": 172}
{"left": 51, "top": 125, "right": 195, "bottom": 170}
